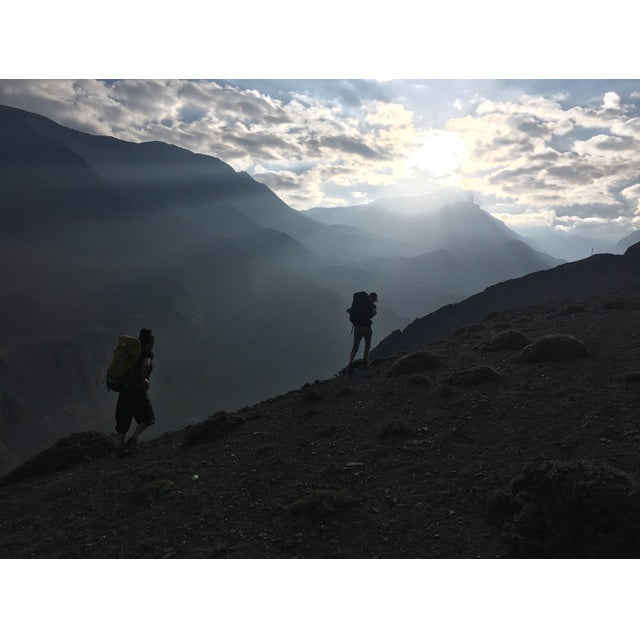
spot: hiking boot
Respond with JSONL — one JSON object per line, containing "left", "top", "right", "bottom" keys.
{"left": 348, "top": 366, "right": 355, "bottom": 375}
{"left": 115, "top": 446, "right": 127, "bottom": 458}
{"left": 125, "top": 436, "right": 138, "bottom": 453}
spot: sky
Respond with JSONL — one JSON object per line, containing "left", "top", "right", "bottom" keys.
{"left": 3, "top": 78, "right": 640, "bottom": 242}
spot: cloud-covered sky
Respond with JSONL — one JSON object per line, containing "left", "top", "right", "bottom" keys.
{"left": 2, "top": 78, "right": 640, "bottom": 241}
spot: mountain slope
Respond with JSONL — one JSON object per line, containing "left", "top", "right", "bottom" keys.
{"left": 4, "top": 104, "right": 316, "bottom": 240}
{"left": 372, "top": 243, "right": 640, "bottom": 358}
{"left": 3, "top": 289, "right": 640, "bottom": 558}
{"left": 0, "top": 102, "right": 570, "bottom": 479}
{"left": 304, "top": 190, "right": 529, "bottom": 254}
{"left": 522, "top": 226, "right": 610, "bottom": 262}
{"left": 309, "top": 239, "right": 563, "bottom": 322}
{"left": 0, "top": 106, "right": 128, "bottom": 234}
{"left": 616, "top": 229, "right": 640, "bottom": 254}
{"left": 0, "top": 105, "right": 355, "bottom": 472}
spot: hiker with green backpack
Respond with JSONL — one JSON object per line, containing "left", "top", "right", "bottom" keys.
{"left": 106, "top": 328, "right": 156, "bottom": 457}
{"left": 347, "top": 291, "right": 377, "bottom": 374}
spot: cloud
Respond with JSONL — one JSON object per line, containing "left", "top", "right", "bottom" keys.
{"left": 492, "top": 207, "right": 557, "bottom": 228}
{"left": 314, "top": 135, "right": 390, "bottom": 160}
{"left": 621, "top": 184, "right": 640, "bottom": 214}
{"left": 440, "top": 89, "right": 640, "bottom": 234}
{"left": 0, "top": 79, "right": 424, "bottom": 209}
{"left": 2, "top": 79, "right": 640, "bottom": 236}
{"left": 611, "top": 117, "right": 640, "bottom": 138}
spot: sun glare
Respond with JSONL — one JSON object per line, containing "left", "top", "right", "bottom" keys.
{"left": 409, "top": 131, "right": 465, "bottom": 177}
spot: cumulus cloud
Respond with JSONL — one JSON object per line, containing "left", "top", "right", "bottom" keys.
{"left": 441, "top": 89, "right": 640, "bottom": 235}
{"left": 621, "top": 184, "right": 640, "bottom": 215}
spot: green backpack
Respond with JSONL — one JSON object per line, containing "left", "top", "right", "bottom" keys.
{"left": 106, "top": 335, "right": 141, "bottom": 392}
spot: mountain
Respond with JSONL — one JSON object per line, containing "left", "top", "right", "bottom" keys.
{"left": 0, "top": 103, "right": 566, "bottom": 476}
{"left": 303, "top": 192, "right": 563, "bottom": 321}
{"left": 302, "top": 191, "right": 563, "bottom": 320}
{"left": 3, "top": 286, "right": 640, "bottom": 558}
{"left": 520, "top": 226, "right": 611, "bottom": 262}
{"left": 0, "top": 105, "right": 359, "bottom": 473}
{"left": 303, "top": 190, "right": 526, "bottom": 254}
{"left": 372, "top": 243, "right": 640, "bottom": 358}
{"left": 0, "top": 103, "right": 312, "bottom": 250}
{"left": 615, "top": 229, "right": 640, "bottom": 254}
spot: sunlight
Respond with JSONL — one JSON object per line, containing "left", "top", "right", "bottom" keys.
{"left": 408, "top": 130, "right": 465, "bottom": 177}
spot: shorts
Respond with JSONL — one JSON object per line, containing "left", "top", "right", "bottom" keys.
{"left": 352, "top": 325, "right": 372, "bottom": 350}
{"left": 115, "top": 390, "right": 155, "bottom": 433}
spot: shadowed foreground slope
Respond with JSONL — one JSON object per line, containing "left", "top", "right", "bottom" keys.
{"left": 3, "top": 291, "right": 640, "bottom": 558}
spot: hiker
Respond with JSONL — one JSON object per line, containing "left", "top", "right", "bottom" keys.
{"left": 115, "top": 328, "right": 156, "bottom": 456}
{"left": 347, "top": 291, "right": 377, "bottom": 373}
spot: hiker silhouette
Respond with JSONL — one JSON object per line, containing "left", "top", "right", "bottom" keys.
{"left": 114, "top": 328, "right": 156, "bottom": 456}
{"left": 347, "top": 292, "right": 377, "bottom": 374}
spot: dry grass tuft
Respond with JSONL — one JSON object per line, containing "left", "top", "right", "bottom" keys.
{"left": 489, "top": 460, "right": 640, "bottom": 558}
{"left": 0, "top": 431, "right": 117, "bottom": 487}
{"left": 387, "top": 350, "right": 442, "bottom": 377}
{"left": 481, "top": 330, "right": 532, "bottom": 352}
{"left": 514, "top": 334, "right": 589, "bottom": 363}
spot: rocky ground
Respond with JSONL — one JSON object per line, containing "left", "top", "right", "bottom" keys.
{"left": 3, "top": 290, "right": 640, "bottom": 558}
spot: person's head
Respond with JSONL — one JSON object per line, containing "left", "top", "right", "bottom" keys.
{"left": 139, "top": 328, "right": 155, "bottom": 350}
{"left": 369, "top": 292, "right": 378, "bottom": 302}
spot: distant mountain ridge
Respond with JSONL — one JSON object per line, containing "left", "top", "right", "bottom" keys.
{"left": 304, "top": 190, "right": 527, "bottom": 254}
{"left": 616, "top": 229, "right": 640, "bottom": 254}
{"left": 303, "top": 190, "right": 563, "bottom": 320}
{"left": 372, "top": 242, "right": 640, "bottom": 358}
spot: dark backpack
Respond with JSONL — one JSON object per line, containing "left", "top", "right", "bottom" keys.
{"left": 348, "top": 291, "right": 370, "bottom": 325}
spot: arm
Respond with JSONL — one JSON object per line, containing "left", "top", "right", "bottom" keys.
{"left": 140, "top": 357, "right": 151, "bottom": 390}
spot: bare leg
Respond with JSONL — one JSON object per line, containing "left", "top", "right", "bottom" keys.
{"left": 363, "top": 330, "right": 372, "bottom": 364}
{"left": 130, "top": 422, "right": 150, "bottom": 441}
{"left": 349, "top": 332, "right": 362, "bottom": 368}
{"left": 126, "top": 423, "right": 150, "bottom": 451}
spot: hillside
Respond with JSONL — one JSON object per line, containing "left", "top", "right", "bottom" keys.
{"left": 372, "top": 243, "right": 640, "bottom": 358}
{"left": 3, "top": 289, "right": 640, "bottom": 558}
{"left": 0, "top": 104, "right": 399, "bottom": 468}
